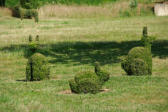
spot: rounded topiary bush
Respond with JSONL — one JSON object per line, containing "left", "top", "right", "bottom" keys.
{"left": 130, "top": 59, "right": 148, "bottom": 76}
{"left": 26, "top": 53, "right": 50, "bottom": 81}
{"left": 69, "top": 71, "right": 102, "bottom": 94}
{"left": 77, "top": 78, "right": 101, "bottom": 94}
{"left": 121, "top": 47, "right": 152, "bottom": 75}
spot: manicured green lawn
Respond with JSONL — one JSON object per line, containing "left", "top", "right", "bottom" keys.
{"left": 0, "top": 16, "right": 168, "bottom": 112}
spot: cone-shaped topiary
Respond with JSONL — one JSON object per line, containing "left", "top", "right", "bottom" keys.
{"left": 69, "top": 71, "right": 102, "bottom": 94}
{"left": 94, "top": 62, "right": 110, "bottom": 83}
{"left": 26, "top": 53, "right": 50, "bottom": 81}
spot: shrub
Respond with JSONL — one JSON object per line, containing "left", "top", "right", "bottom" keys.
{"left": 69, "top": 79, "right": 79, "bottom": 93}
{"left": 26, "top": 53, "right": 50, "bottom": 81}
{"left": 122, "top": 47, "right": 152, "bottom": 75}
{"left": 69, "top": 71, "right": 101, "bottom": 94}
{"left": 77, "top": 78, "right": 101, "bottom": 94}
{"left": 130, "top": 58, "right": 148, "bottom": 75}
{"left": 94, "top": 62, "right": 110, "bottom": 83}
{"left": 122, "top": 27, "right": 153, "bottom": 76}
{"left": 141, "top": 27, "right": 155, "bottom": 51}
{"left": 12, "top": 6, "right": 39, "bottom": 23}
{"left": 20, "top": 0, "right": 41, "bottom": 9}
{"left": 96, "top": 70, "right": 110, "bottom": 83}
{"left": 129, "top": 0, "right": 138, "bottom": 9}
{"left": 122, "top": 58, "right": 148, "bottom": 76}
{"left": 26, "top": 41, "right": 38, "bottom": 57}
{"left": 20, "top": 8, "right": 39, "bottom": 22}
{"left": 36, "top": 35, "right": 39, "bottom": 41}
{"left": 29, "top": 35, "right": 33, "bottom": 42}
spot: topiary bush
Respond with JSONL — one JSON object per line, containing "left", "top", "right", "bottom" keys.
{"left": 122, "top": 58, "right": 149, "bottom": 76}
{"left": 26, "top": 53, "right": 50, "bottom": 81}
{"left": 122, "top": 47, "right": 152, "bottom": 76}
{"left": 26, "top": 35, "right": 40, "bottom": 57}
{"left": 121, "top": 26, "right": 153, "bottom": 76}
{"left": 69, "top": 71, "right": 102, "bottom": 94}
{"left": 36, "top": 35, "right": 39, "bottom": 41}
{"left": 94, "top": 62, "right": 110, "bottom": 84}
{"left": 29, "top": 35, "right": 33, "bottom": 42}
{"left": 20, "top": 8, "right": 39, "bottom": 22}
{"left": 20, "top": 0, "right": 41, "bottom": 9}
{"left": 69, "top": 79, "right": 79, "bottom": 93}
{"left": 69, "top": 62, "right": 110, "bottom": 94}
{"left": 129, "top": 0, "right": 138, "bottom": 9}
{"left": 12, "top": 6, "right": 39, "bottom": 23}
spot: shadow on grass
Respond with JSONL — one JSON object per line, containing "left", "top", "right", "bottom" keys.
{"left": 1, "top": 40, "right": 168, "bottom": 65}
{"left": 16, "top": 79, "right": 27, "bottom": 82}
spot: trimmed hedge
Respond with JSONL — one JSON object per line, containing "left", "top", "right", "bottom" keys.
{"left": 69, "top": 62, "right": 110, "bottom": 94}
{"left": 12, "top": 6, "right": 39, "bottom": 23}
{"left": 26, "top": 53, "right": 50, "bottom": 81}
{"left": 121, "top": 27, "right": 153, "bottom": 76}
{"left": 69, "top": 71, "right": 101, "bottom": 94}
{"left": 121, "top": 47, "right": 152, "bottom": 75}
{"left": 95, "top": 62, "right": 110, "bottom": 84}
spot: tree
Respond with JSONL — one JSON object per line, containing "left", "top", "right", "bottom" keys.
{"left": 0, "top": 0, "right": 5, "bottom": 7}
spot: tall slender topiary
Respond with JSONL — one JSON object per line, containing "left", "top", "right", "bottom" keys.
{"left": 29, "top": 35, "right": 33, "bottom": 42}
{"left": 26, "top": 53, "right": 50, "bottom": 81}
{"left": 95, "top": 61, "right": 101, "bottom": 73}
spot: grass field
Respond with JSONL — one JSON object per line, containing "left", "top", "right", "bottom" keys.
{"left": 0, "top": 15, "right": 168, "bottom": 112}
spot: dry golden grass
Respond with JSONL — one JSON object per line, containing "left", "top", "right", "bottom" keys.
{"left": 0, "top": 7, "right": 12, "bottom": 17}
{"left": 38, "top": 2, "right": 129, "bottom": 18}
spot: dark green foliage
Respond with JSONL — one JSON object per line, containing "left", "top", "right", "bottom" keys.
{"left": 77, "top": 78, "right": 101, "bottom": 94}
{"left": 69, "top": 71, "right": 101, "bottom": 94}
{"left": 94, "top": 62, "right": 110, "bottom": 83}
{"left": 96, "top": 70, "right": 110, "bottom": 83}
{"left": 129, "top": 0, "right": 138, "bottom": 9}
{"left": 121, "top": 27, "right": 153, "bottom": 76}
{"left": 95, "top": 61, "right": 101, "bottom": 73}
{"left": 26, "top": 35, "right": 41, "bottom": 57}
{"left": 130, "top": 59, "right": 148, "bottom": 75}
{"left": 20, "top": 0, "right": 41, "bottom": 9}
{"left": 12, "top": 6, "right": 39, "bottom": 23}
{"left": 143, "top": 26, "right": 148, "bottom": 37}
{"left": 69, "top": 79, "right": 79, "bottom": 93}
{"left": 0, "top": 0, "right": 5, "bottom": 7}
{"left": 20, "top": 8, "right": 39, "bottom": 22}
{"left": 122, "top": 47, "right": 152, "bottom": 75}
{"left": 29, "top": 35, "right": 33, "bottom": 42}
{"left": 12, "top": 6, "right": 20, "bottom": 17}
{"left": 141, "top": 26, "right": 155, "bottom": 51}
{"left": 26, "top": 53, "right": 50, "bottom": 81}
{"left": 122, "top": 58, "right": 148, "bottom": 76}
